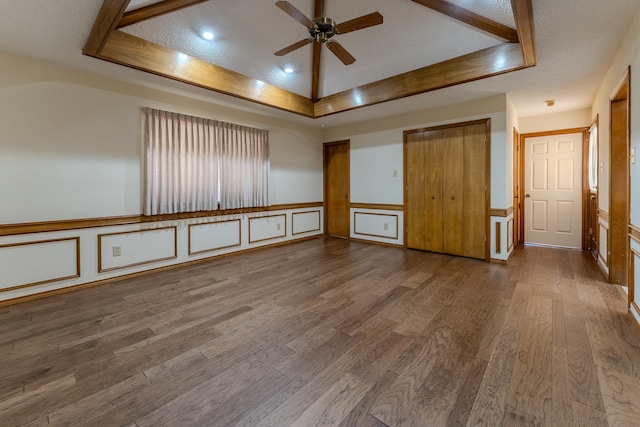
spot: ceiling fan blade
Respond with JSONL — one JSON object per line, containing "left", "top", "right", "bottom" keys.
{"left": 274, "top": 38, "right": 313, "bottom": 56}
{"left": 275, "top": 1, "right": 314, "bottom": 28}
{"left": 335, "top": 11, "right": 383, "bottom": 34}
{"left": 326, "top": 40, "right": 356, "bottom": 65}
{"left": 311, "top": 41, "right": 321, "bottom": 101}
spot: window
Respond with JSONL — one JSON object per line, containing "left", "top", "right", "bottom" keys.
{"left": 143, "top": 108, "right": 269, "bottom": 215}
{"left": 588, "top": 121, "right": 598, "bottom": 192}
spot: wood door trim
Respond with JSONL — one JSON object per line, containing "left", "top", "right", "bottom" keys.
{"left": 609, "top": 68, "right": 630, "bottom": 286}
{"left": 519, "top": 127, "right": 590, "bottom": 250}
{"left": 513, "top": 126, "right": 521, "bottom": 249}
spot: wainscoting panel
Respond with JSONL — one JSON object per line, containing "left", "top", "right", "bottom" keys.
{"left": 507, "top": 218, "right": 514, "bottom": 252}
{"left": 189, "top": 219, "right": 241, "bottom": 255}
{"left": 99, "top": 227, "right": 177, "bottom": 272}
{"left": 292, "top": 210, "right": 321, "bottom": 235}
{"left": 354, "top": 212, "right": 398, "bottom": 239}
{"left": 350, "top": 208, "right": 403, "bottom": 245}
{"left": 598, "top": 216, "right": 609, "bottom": 276}
{"left": 630, "top": 235, "right": 640, "bottom": 332}
{"left": 249, "top": 214, "right": 286, "bottom": 244}
{"left": 490, "top": 213, "right": 514, "bottom": 262}
{"left": 0, "top": 237, "right": 80, "bottom": 292}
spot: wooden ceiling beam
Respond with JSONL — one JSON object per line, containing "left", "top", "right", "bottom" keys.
{"left": 98, "top": 31, "right": 315, "bottom": 117}
{"left": 83, "top": 0, "right": 131, "bottom": 55}
{"left": 314, "top": 43, "right": 525, "bottom": 117}
{"left": 117, "top": 0, "right": 209, "bottom": 29}
{"left": 511, "top": 0, "right": 537, "bottom": 66}
{"left": 411, "top": 0, "right": 519, "bottom": 43}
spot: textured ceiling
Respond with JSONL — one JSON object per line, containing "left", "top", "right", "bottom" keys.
{"left": 0, "top": 0, "right": 639, "bottom": 127}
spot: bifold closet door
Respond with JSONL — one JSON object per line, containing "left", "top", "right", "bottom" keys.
{"left": 406, "top": 130, "right": 443, "bottom": 253}
{"left": 459, "top": 123, "right": 487, "bottom": 259}
{"left": 405, "top": 122, "right": 487, "bottom": 260}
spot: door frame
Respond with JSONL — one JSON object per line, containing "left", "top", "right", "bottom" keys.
{"left": 403, "top": 118, "right": 491, "bottom": 261}
{"left": 608, "top": 68, "right": 630, "bottom": 285}
{"left": 519, "top": 127, "right": 590, "bottom": 250}
{"left": 323, "top": 140, "right": 350, "bottom": 238}
{"left": 513, "top": 127, "right": 521, "bottom": 249}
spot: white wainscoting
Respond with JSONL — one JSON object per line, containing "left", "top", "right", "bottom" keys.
{"left": 292, "top": 210, "right": 321, "bottom": 235}
{"left": 598, "top": 217, "right": 609, "bottom": 275}
{"left": 249, "top": 214, "right": 286, "bottom": 243}
{"left": 631, "top": 236, "right": 640, "bottom": 330}
{"left": 350, "top": 209, "right": 403, "bottom": 245}
{"left": 99, "top": 227, "right": 177, "bottom": 272}
{"left": 491, "top": 215, "right": 513, "bottom": 261}
{"left": 0, "top": 206, "right": 323, "bottom": 303}
{"left": 0, "top": 237, "right": 80, "bottom": 292}
{"left": 189, "top": 219, "right": 241, "bottom": 255}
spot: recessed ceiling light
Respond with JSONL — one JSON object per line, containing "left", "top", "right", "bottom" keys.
{"left": 284, "top": 66, "right": 294, "bottom": 74}
{"left": 201, "top": 30, "right": 214, "bottom": 41}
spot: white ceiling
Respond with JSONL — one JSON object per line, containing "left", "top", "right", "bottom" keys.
{"left": 1, "top": 0, "right": 639, "bottom": 128}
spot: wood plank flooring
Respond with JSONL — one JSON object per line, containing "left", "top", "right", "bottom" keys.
{"left": 1, "top": 237, "right": 640, "bottom": 426}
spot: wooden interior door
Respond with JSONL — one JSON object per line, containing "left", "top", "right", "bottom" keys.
{"left": 324, "top": 140, "right": 350, "bottom": 238}
{"left": 610, "top": 76, "right": 630, "bottom": 285}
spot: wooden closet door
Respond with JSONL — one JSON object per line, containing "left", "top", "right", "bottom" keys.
{"left": 405, "top": 120, "right": 487, "bottom": 260}
{"left": 423, "top": 130, "right": 443, "bottom": 253}
{"left": 406, "top": 131, "right": 443, "bottom": 252}
{"left": 406, "top": 132, "right": 426, "bottom": 250}
{"left": 462, "top": 123, "right": 488, "bottom": 259}
{"left": 442, "top": 126, "right": 465, "bottom": 256}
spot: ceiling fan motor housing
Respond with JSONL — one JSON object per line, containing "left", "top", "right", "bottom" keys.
{"left": 309, "top": 17, "right": 337, "bottom": 42}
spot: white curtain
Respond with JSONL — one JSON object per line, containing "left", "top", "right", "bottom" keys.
{"left": 218, "top": 122, "right": 270, "bottom": 210}
{"left": 143, "top": 108, "right": 269, "bottom": 215}
{"left": 588, "top": 123, "right": 598, "bottom": 192}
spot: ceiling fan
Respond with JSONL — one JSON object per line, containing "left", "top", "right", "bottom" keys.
{"left": 274, "top": 0, "right": 383, "bottom": 101}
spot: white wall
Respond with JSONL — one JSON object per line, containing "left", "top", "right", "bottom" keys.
{"left": 518, "top": 108, "right": 592, "bottom": 135}
{"left": 349, "top": 130, "right": 403, "bottom": 205}
{"left": 0, "top": 50, "right": 324, "bottom": 224}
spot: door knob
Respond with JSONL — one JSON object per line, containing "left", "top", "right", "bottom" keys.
{"left": 451, "top": 195, "right": 455, "bottom": 200}
{"left": 525, "top": 194, "right": 531, "bottom": 198}
{"left": 431, "top": 195, "right": 435, "bottom": 200}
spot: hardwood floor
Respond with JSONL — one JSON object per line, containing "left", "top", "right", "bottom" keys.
{"left": 1, "top": 238, "right": 640, "bottom": 426}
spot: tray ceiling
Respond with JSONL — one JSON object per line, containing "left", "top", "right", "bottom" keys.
{"left": 84, "top": 0, "right": 536, "bottom": 118}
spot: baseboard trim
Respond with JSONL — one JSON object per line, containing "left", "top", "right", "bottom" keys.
{"left": 350, "top": 237, "right": 403, "bottom": 248}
